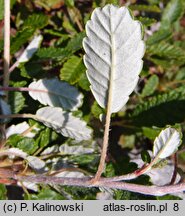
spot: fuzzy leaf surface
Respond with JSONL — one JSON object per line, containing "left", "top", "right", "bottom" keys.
{"left": 17, "top": 35, "right": 43, "bottom": 64}
{"left": 29, "top": 78, "right": 83, "bottom": 111}
{"left": 35, "top": 107, "right": 92, "bottom": 141}
{"left": 153, "top": 128, "right": 181, "bottom": 159}
{"left": 83, "top": 5, "right": 145, "bottom": 113}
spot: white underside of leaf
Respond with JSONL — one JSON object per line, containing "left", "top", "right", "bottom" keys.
{"left": 35, "top": 107, "right": 92, "bottom": 141}
{"left": 0, "top": 99, "right": 11, "bottom": 123}
{"left": 29, "top": 78, "right": 83, "bottom": 111}
{"left": 83, "top": 5, "right": 145, "bottom": 113}
{"left": 59, "top": 143, "right": 94, "bottom": 155}
{"left": 6, "top": 122, "right": 38, "bottom": 138}
{"left": 153, "top": 127, "right": 181, "bottom": 159}
{"left": 26, "top": 156, "right": 46, "bottom": 171}
{"left": 17, "top": 35, "right": 43, "bottom": 64}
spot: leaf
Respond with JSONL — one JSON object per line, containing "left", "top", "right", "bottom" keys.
{"left": 142, "top": 127, "right": 161, "bottom": 140}
{"left": 22, "top": 13, "right": 48, "bottom": 30}
{"left": 35, "top": 107, "right": 92, "bottom": 141}
{"left": 0, "top": 99, "right": 11, "bottom": 123}
{"left": 146, "top": 28, "right": 172, "bottom": 46}
{"left": 8, "top": 135, "right": 38, "bottom": 154}
{"left": 36, "top": 32, "right": 85, "bottom": 59}
{"left": 91, "top": 101, "right": 104, "bottom": 119}
{"left": 35, "top": 128, "right": 51, "bottom": 148}
{"left": 28, "top": 78, "right": 83, "bottom": 111}
{"left": 17, "top": 137, "right": 38, "bottom": 154}
{"left": 8, "top": 91, "right": 25, "bottom": 113}
{"left": 131, "top": 87, "right": 185, "bottom": 127}
{"left": 26, "top": 156, "right": 46, "bottom": 172}
{"left": 147, "top": 42, "right": 185, "bottom": 60}
{"left": 6, "top": 121, "right": 37, "bottom": 138}
{"left": 141, "top": 150, "right": 151, "bottom": 163}
{"left": 64, "top": 0, "right": 74, "bottom": 7}
{"left": 4, "top": 147, "right": 28, "bottom": 159}
{"left": 10, "top": 27, "right": 35, "bottom": 54}
{"left": 60, "top": 56, "right": 86, "bottom": 85}
{"left": 0, "top": 184, "right": 7, "bottom": 200}
{"left": 141, "top": 74, "right": 159, "bottom": 97}
{"left": 59, "top": 143, "right": 94, "bottom": 155}
{"left": 20, "top": 62, "right": 43, "bottom": 79}
{"left": 175, "top": 67, "right": 185, "bottom": 80}
{"left": 55, "top": 171, "right": 85, "bottom": 178}
{"left": 17, "top": 35, "right": 43, "bottom": 64}
{"left": 129, "top": 4, "right": 161, "bottom": 13}
{"left": 161, "top": 0, "right": 184, "bottom": 25}
{"left": 0, "top": 0, "right": 4, "bottom": 20}
{"left": 28, "top": 188, "right": 64, "bottom": 200}
{"left": 83, "top": 5, "right": 145, "bottom": 113}
{"left": 138, "top": 17, "right": 157, "bottom": 27}
{"left": 153, "top": 127, "right": 181, "bottom": 159}
{"left": 78, "top": 73, "right": 90, "bottom": 91}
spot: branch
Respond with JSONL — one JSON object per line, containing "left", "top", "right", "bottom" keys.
{"left": 15, "top": 174, "right": 185, "bottom": 196}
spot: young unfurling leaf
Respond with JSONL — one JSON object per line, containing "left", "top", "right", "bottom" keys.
{"left": 153, "top": 127, "right": 181, "bottom": 160}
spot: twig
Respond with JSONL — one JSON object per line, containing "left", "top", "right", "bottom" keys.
{"left": 0, "top": 113, "right": 36, "bottom": 123}
{"left": 15, "top": 174, "right": 185, "bottom": 196}
{"left": 170, "top": 153, "right": 178, "bottom": 185}
{"left": 1, "top": 149, "right": 185, "bottom": 196}
{"left": 0, "top": 86, "right": 50, "bottom": 93}
{"left": 3, "top": 0, "right": 10, "bottom": 91}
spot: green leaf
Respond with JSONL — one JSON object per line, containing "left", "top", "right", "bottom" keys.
{"left": 17, "top": 137, "right": 38, "bottom": 154}
{"left": 10, "top": 14, "right": 48, "bottom": 54}
{"left": 0, "top": 0, "right": 4, "bottom": 20}
{"left": 0, "top": 184, "right": 7, "bottom": 200}
{"left": 162, "top": 0, "right": 184, "bottom": 25}
{"left": 10, "top": 27, "right": 35, "bottom": 54}
{"left": 36, "top": 128, "right": 52, "bottom": 148}
{"left": 148, "top": 57, "right": 183, "bottom": 68}
{"left": 131, "top": 87, "right": 185, "bottom": 127}
{"left": 141, "top": 150, "right": 151, "bottom": 163}
{"left": 7, "top": 135, "right": 38, "bottom": 154}
{"left": 147, "top": 42, "right": 185, "bottom": 60}
{"left": 91, "top": 101, "right": 104, "bottom": 119}
{"left": 105, "top": 0, "right": 119, "bottom": 4}
{"left": 129, "top": 4, "right": 161, "bottom": 13}
{"left": 146, "top": 28, "right": 172, "bottom": 46}
{"left": 142, "top": 127, "right": 161, "bottom": 140}
{"left": 175, "top": 67, "right": 185, "bottom": 80}
{"left": 37, "top": 32, "right": 85, "bottom": 59}
{"left": 27, "top": 187, "right": 64, "bottom": 200}
{"left": 60, "top": 56, "right": 86, "bottom": 84}
{"left": 141, "top": 75, "right": 159, "bottom": 97}
{"left": 8, "top": 91, "right": 25, "bottom": 113}
{"left": 138, "top": 17, "right": 157, "bottom": 27}
{"left": 157, "top": 194, "right": 182, "bottom": 200}
{"left": 64, "top": 0, "right": 74, "bottom": 7}
{"left": 78, "top": 73, "right": 90, "bottom": 91}
{"left": 20, "top": 62, "right": 43, "bottom": 79}
{"left": 22, "top": 14, "right": 48, "bottom": 30}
